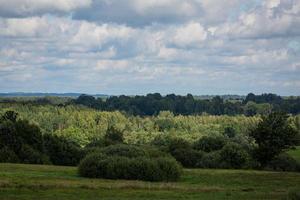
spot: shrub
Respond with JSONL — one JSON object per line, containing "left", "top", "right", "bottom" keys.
{"left": 223, "top": 127, "right": 236, "bottom": 138}
{"left": 196, "top": 151, "right": 222, "bottom": 168}
{"left": 85, "top": 138, "right": 115, "bottom": 149}
{"left": 18, "top": 144, "right": 51, "bottom": 164}
{"left": 151, "top": 135, "right": 172, "bottom": 151}
{"left": 0, "top": 146, "right": 19, "bottom": 163}
{"left": 78, "top": 153, "right": 108, "bottom": 178}
{"left": 194, "top": 136, "right": 226, "bottom": 152}
{"left": 104, "top": 126, "right": 124, "bottom": 143}
{"left": 98, "top": 144, "right": 149, "bottom": 158}
{"left": 43, "top": 134, "right": 83, "bottom": 166}
{"left": 78, "top": 153, "right": 182, "bottom": 182}
{"left": 168, "top": 138, "right": 192, "bottom": 153}
{"left": 171, "top": 148, "right": 204, "bottom": 168}
{"left": 220, "top": 143, "right": 249, "bottom": 169}
{"left": 265, "top": 153, "right": 300, "bottom": 172}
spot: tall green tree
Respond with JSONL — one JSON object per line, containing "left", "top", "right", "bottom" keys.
{"left": 250, "top": 112, "right": 299, "bottom": 166}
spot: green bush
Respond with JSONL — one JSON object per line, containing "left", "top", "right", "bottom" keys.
{"left": 18, "top": 144, "right": 51, "bottom": 164}
{"left": 220, "top": 143, "right": 249, "bottom": 169}
{"left": 78, "top": 153, "right": 182, "bottom": 182}
{"left": 168, "top": 138, "right": 192, "bottom": 152}
{"left": 151, "top": 135, "right": 173, "bottom": 152}
{"left": 43, "top": 134, "right": 83, "bottom": 166}
{"left": 78, "top": 153, "right": 109, "bottom": 178}
{"left": 265, "top": 153, "right": 300, "bottom": 172}
{"left": 0, "top": 146, "right": 19, "bottom": 163}
{"left": 223, "top": 127, "right": 236, "bottom": 138}
{"left": 194, "top": 136, "right": 226, "bottom": 152}
{"left": 98, "top": 144, "right": 149, "bottom": 158}
{"left": 171, "top": 148, "right": 203, "bottom": 168}
{"left": 196, "top": 151, "right": 222, "bottom": 168}
{"left": 85, "top": 138, "right": 115, "bottom": 149}
{"left": 104, "top": 126, "right": 124, "bottom": 143}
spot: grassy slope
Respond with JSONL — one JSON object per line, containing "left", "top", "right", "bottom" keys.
{"left": 0, "top": 164, "right": 299, "bottom": 200}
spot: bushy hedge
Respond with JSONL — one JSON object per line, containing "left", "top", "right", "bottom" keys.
{"left": 219, "top": 143, "right": 249, "bottom": 169}
{"left": 79, "top": 153, "right": 182, "bottom": 182}
{"left": 79, "top": 144, "right": 182, "bottom": 182}
{"left": 97, "top": 144, "right": 149, "bottom": 158}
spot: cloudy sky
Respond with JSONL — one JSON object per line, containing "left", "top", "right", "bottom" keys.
{"left": 0, "top": 0, "right": 300, "bottom": 95}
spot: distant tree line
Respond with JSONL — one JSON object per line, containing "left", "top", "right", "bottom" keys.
{"left": 73, "top": 93, "right": 300, "bottom": 116}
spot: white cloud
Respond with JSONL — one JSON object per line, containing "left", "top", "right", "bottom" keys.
{"left": 171, "top": 22, "right": 207, "bottom": 47}
{"left": 0, "top": 17, "right": 49, "bottom": 37}
{"left": 213, "top": 0, "right": 300, "bottom": 39}
{"left": 0, "top": 0, "right": 92, "bottom": 17}
{"left": 70, "top": 22, "right": 134, "bottom": 48}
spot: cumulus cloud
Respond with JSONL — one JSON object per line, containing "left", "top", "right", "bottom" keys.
{"left": 73, "top": 0, "right": 203, "bottom": 26}
{"left": 171, "top": 22, "right": 207, "bottom": 48}
{"left": 0, "top": 0, "right": 92, "bottom": 18}
{"left": 213, "top": 0, "right": 300, "bottom": 39}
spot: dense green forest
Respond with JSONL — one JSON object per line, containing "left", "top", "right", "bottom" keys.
{"left": 2, "top": 93, "right": 299, "bottom": 116}
{"left": 73, "top": 93, "right": 300, "bottom": 116}
{"left": 0, "top": 103, "right": 262, "bottom": 146}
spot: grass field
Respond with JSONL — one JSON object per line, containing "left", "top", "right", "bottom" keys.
{"left": 0, "top": 163, "right": 299, "bottom": 200}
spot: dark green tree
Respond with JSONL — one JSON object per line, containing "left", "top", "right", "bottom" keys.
{"left": 250, "top": 112, "right": 298, "bottom": 166}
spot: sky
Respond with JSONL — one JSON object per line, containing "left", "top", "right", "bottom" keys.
{"left": 0, "top": 0, "right": 300, "bottom": 95}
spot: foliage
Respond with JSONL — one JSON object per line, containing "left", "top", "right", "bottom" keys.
{"left": 43, "top": 134, "right": 83, "bottom": 166}
{"left": 74, "top": 93, "right": 300, "bottom": 116}
{"left": 18, "top": 144, "right": 51, "bottom": 164}
{"left": 0, "top": 146, "right": 19, "bottom": 163}
{"left": 79, "top": 153, "right": 182, "bottom": 182}
{"left": 196, "top": 151, "right": 222, "bottom": 168}
{"left": 0, "top": 103, "right": 261, "bottom": 146}
{"left": 265, "top": 153, "right": 300, "bottom": 172}
{"left": 0, "top": 111, "right": 83, "bottom": 166}
{"left": 223, "top": 126, "right": 236, "bottom": 138}
{"left": 168, "top": 138, "right": 192, "bottom": 152}
{"left": 79, "top": 144, "right": 182, "bottom": 181}
{"left": 96, "top": 144, "right": 149, "bottom": 158}
{"left": 171, "top": 148, "right": 203, "bottom": 168}
{"left": 193, "top": 136, "right": 226, "bottom": 152}
{"left": 219, "top": 143, "right": 249, "bottom": 169}
{"left": 250, "top": 112, "right": 299, "bottom": 166}
{"left": 104, "top": 126, "right": 124, "bottom": 143}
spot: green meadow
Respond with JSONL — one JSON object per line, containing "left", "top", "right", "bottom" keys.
{"left": 0, "top": 163, "right": 299, "bottom": 200}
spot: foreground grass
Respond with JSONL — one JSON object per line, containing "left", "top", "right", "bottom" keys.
{"left": 0, "top": 163, "right": 299, "bottom": 200}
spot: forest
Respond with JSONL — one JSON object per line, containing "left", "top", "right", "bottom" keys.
{"left": 2, "top": 93, "right": 300, "bottom": 116}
